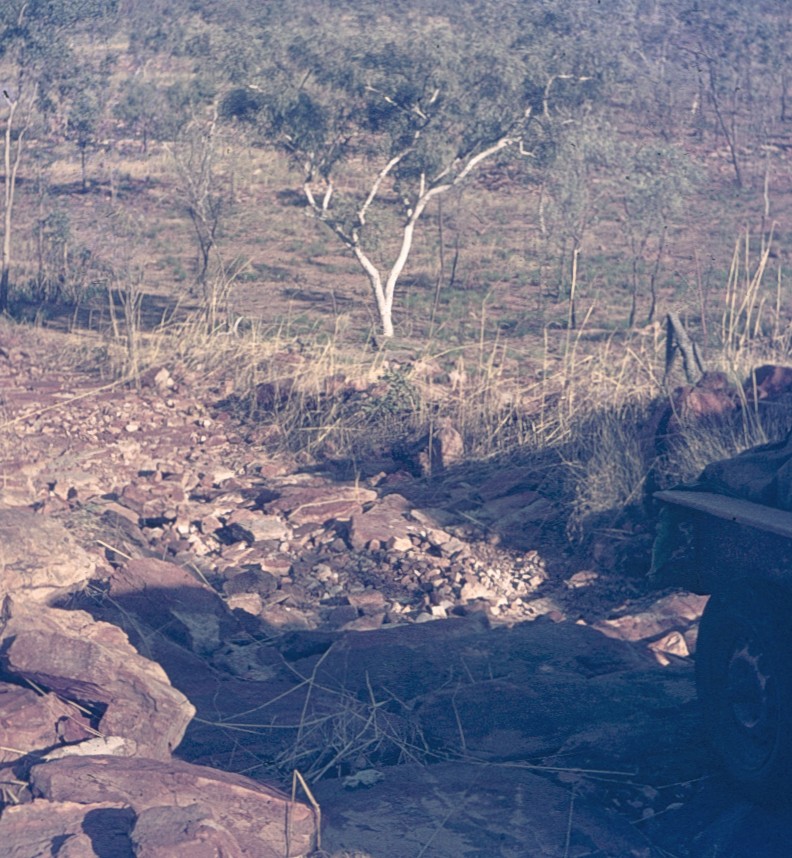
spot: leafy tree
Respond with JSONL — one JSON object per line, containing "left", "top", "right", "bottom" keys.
{"left": 228, "top": 12, "right": 589, "bottom": 339}
{"left": 114, "top": 80, "right": 171, "bottom": 152}
{"left": 113, "top": 76, "right": 215, "bottom": 151}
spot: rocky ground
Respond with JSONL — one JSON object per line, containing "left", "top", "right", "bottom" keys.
{"left": 0, "top": 327, "right": 783, "bottom": 857}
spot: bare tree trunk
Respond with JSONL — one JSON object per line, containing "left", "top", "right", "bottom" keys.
{"left": 665, "top": 312, "right": 704, "bottom": 383}
{"left": 351, "top": 250, "right": 394, "bottom": 338}
{"left": 429, "top": 197, "right": 445, "bottom": 333}
{"left": 628, "top": 263, "right": 638, "bottom": 329}
{"left": 448, "top": 232, "right": 460, "bottom": 290}
{"left": 1, "top": 96, "right": 21, "bottom": 313}
{"left": 568, "top": 246, "right": 579, "bottom": 330}
{"left": 705, "top": 56, "right": 743, "bottom": 189}
{"left": 646, "top": 225, "right": 667, "bottom": 325}
{"left": 0, "top": 268, "right": 9, "bottom": 313}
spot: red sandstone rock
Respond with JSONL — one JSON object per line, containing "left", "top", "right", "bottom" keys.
{"left": 348, "top": 493, "right": 415, "bottom": 551}
{"left": 436, "top": 420, "right": 464, "bottom": 469}
{"left": 266, "top": 484, "right": 377, "bottom": 525}
{"left": 225, "top": 509, "right": 291, "bottom": 541}
{"left": 131, "top": 804, "right": 245, "bottom": 857}
{"left": 0, "top": 799, "right": 134, "bottom": 857}
{"left": 593, "top": 592, "right": 708, "bottom": 643}
{"left": 0, "top": 508, "right": 96, "bottom": 602}
{"left": 655, "top": 371, "right": 739, "bottom": 447}
{"left": 347, "top": 590, "right": 387, "bottom": 612}
{"left": 30, "top": 755, "right": 317, "bottom": 858}
{"left": 0, "top": 601, "right": 194, "bottom": 760}
{"left": 744, "top": 364, "right": 792, "bottom": 404}
{"left": 139, "top": 366, "right": 174, "bottom": 391}
{"left": 0, "top": 684, "right": 93, "bottom": 764}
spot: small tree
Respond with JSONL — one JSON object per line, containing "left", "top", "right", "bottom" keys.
{"left": 114, "top": 80, "right": 170, "bottom": 153}
{"left": 229, "top": 21, "right": 578, "bottom": 339}
{"left": 538, "top": 118, "right": 616, "bottom": 327}
{"left": 168, "top": 111, "right": 236, "bottom": 330}
{"left": 70, "top": 88, "right": 101, "bottom": 191}
{"left": 617, "top": 143, "right": 694, "bottom": 327}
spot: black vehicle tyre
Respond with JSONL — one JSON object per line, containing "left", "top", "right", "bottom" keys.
{"left": 696, "top": 582, "right": 792, "bottom": 803}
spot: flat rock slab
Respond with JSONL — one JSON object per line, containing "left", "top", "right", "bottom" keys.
{"left": 30, "top": 755, "right": 316, "bottom": 858}
{"left": 0, "top": 507, "right": 95, "bottom": 601}
{"left": 163, "top": 616, "right": 703, "bottom": 790}
{"left": 285, "top": 616, "right": 658, "bottom": 703}
{"left": 0, "top": 799, "right": 135, "bottom": 858}
{"left": 594, "top": 592, "right": 708, "bottom": 643}
{"left": 349, "top": 493, "right": 416, "bottom": 550}
{"left": 265, "top": 484, "right": 377, "bottom": 525}
{"left": 417, "top": 667, "right": 701, "bottom": 779}
{"left": 315, "top": 762, "right": 659, "bottom": 857}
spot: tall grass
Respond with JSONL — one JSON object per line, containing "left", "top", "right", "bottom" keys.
{"left": 720, "top": 222, "right": 788, "bottom": 368}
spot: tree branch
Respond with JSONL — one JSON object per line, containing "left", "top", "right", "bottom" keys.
{"left": 454, "top": 134, "right": 517, "bottom": 183}
{"left": 364, "top": 84, "right": 434, "bottom": 122}
{"left": 322, "top": 180, "right": 333, "bottom": 212}
{"left": 358, "top": 148, "right": 409, "bottom": 226}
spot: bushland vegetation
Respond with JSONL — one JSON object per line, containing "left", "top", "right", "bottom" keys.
{"left": 2, "top": 0, "right": 792, "bottom": 539}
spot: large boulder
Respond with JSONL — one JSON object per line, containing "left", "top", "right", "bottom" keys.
{"left": 743, "top": 364, "right": 792, "bottom": 405}
{"left": 0, "top": 601, "right": 194, "bottom": 760}
{"left": 131, "top": 803, "right": 245, "bottom": 857}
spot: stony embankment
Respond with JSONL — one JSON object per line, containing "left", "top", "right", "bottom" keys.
{"left": 0, "top": 331, "right": 720, "bottom": 856}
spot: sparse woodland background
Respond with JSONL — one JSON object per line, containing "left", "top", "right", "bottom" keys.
{"left": 3, "top": 0, "right": 792, "bottom": 538}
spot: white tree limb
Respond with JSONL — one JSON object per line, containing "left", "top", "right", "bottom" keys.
{"left": 358, "top": 148, "right": 409, "bottom": 226}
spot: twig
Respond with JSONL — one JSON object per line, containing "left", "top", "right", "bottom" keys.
{"left": 290, "top": 769, "right": 321, "bottom": 855}
{"left": 96, "top": 539, "right": 132, "bottom": 560}
{"left": 563, "top": 782, "right": 577, "bottom": 858}
{"left": 0, "top": 379, "right": 127, "bottom": 430}
{"left": 450, "top": 684, "right": 467, "bottom": 754}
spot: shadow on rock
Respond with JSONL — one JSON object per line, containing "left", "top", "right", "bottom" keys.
{"left": 62, "top": 572, "right": 715, "bottom": 856}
